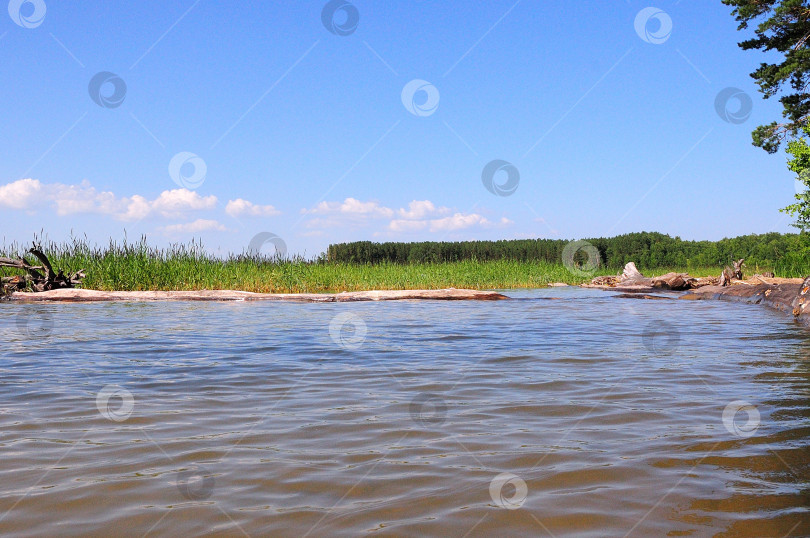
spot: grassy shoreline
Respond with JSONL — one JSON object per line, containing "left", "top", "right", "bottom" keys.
{"left": 2, "top": 238, "right": 794, "bottom": 294}
{"left": 0, "top": 239, "right": 768, "bottom": 294}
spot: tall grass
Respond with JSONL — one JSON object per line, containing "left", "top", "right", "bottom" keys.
{"left": 0, "top": 236, "right": 802, "bottom": 293}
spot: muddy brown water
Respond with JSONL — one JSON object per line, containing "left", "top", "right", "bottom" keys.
{"left": 0, "top": 288, "right": 808, "bottom": 537}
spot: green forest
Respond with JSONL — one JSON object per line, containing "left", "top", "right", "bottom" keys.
{"left": 326, "top": 232, "right": 809, "bottom": 273}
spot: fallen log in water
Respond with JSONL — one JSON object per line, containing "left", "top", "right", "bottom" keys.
{"left": 599, "top": 262, "right": 810, "bottom": 324}
{"left": 7, "top": 288, "right": 509, "bottom": 303}
{"left": 585, "top": 260, "right": 799, "bottom": 292}
{"left": 613, "top": 293, "right": 673, "bottom": 300}
{"left": 681, "top": 276, "right": 810, "bottom": 324}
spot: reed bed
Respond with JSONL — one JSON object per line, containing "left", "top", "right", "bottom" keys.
{"left": 0, "top": 237, "right": 795, "bottom": 294}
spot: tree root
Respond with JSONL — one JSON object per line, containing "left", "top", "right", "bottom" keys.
{"left": 0, "top": 244, "right": 85, "bottom": 294}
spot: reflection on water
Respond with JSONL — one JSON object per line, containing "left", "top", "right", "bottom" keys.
{"left": 0, "top": 288, "right": 807, "bottom": 537}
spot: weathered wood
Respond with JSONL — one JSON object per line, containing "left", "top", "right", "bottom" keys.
{"left": 588, "top": 262, "right": 732, "bottom": 292}
{"left": 719, "top": 267, "right": 733, "bottom": 287}
{"left": 733, "top": 258, "right": 745, "bottom": 280}
{"left": 650, "top": 272, "right": 697, "bottom": 291}
{"left": 615, "top": 262, "right": 654, "bottom": 289}
{"left": 1, "top": 245, "right": 85, "bottom": 294}
{"left": 694, "top": 276, "right": 719, "bottom": 287}
{"left": 8, "top": 288, "right": 509, "bottom": 303}
{"left": 589, "top": 275, "right": 620, "bottom": 287}
{"left": 613, "top": 293, "right": 673, "bottom": 300}
{"left": 608, "top": 263, "right": 697, "bottom": 291}
{"left": 27, "top": 248, "right": 54, "bottom": 282}
{"left": 719, "top": 259, "right": 745, "bottom": 287}
{"left": 0, "top": 257, "right": 26, "bottom": 269}
{"left": 682, "top": 277, "right": 809, "bottom": 324}
{"left": 795, "top": 276, "right": 810, "bottom": 317}
{"left": 622, "top": 262, "right": 644, "bottom": 281}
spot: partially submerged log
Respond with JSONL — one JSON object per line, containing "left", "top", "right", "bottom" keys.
{"left": 613, "top": 293, "right": 673, "bottom": 300}
{"left": 682, "top": 276, "right": 809, "bottom": 324}
{"left": 1, "top": 245, "right": 85, "bottom": 293}
{"left": 8, "top": 288, "right": 509, "bottom": 303}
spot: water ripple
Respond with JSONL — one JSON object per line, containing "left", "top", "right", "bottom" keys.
{"left": 0, "top": 288, "right": 808, "bottom": 536}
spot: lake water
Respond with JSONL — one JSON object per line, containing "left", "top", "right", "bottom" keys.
{"left": 0, "top": 288, "right": 808, "bottom": 537}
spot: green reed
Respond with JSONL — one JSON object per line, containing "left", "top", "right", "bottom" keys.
{"left": 0, "top": 236, "right": 796, "bottom": 294}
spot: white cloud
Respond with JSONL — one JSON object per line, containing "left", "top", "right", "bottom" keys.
{"left": 388, "top": 219, "right": 429, "bottom": 232}
{"left": 49, "top": 181, "right": 153, "bottom": 220}
{"left": 150, "top": 189, "right": 218, "bottom": 219}
{"left": 225, "top": 198, "right": 280, "bottom": 218}
{"left": 158, "top": 219, "right": 227, "bottom": 234}
{"left": 304, "top": 198, "right": 451, "bottom": 221}
{"left": 305, "top": 197, "right": 394, "bottom": 218}
{"left": 302, "top": 198, "right": 512, "bottom": 234}
{"left": 429, "top": 213, "right": 491, "bottom": 232}
{"left": 0, "top": 178, "right": 44, "bottom": 210}
{"left": 0, "top": 178, "right": 218, "bottom": 221}
{"left": 397, "top": 200, "right": 450, "bottom": 219}
{"left": 391, "top": 214, "right": 512, "bottom": 233}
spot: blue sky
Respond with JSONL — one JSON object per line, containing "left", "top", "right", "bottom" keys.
{"left": 0, "top": 0, "right": 798, "bottom": 257}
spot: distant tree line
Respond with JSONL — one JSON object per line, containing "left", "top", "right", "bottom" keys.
{"left": 326, "top": 232, "right": 809, "bottom": 271}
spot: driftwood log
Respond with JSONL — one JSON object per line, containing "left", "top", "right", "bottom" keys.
{"left": 622, "top": 262, "right": 644, "bottom": 281}
{"left": 7, "top": 288, "right": 508, "bottom": 303}
{"left": 683, "top": 276, "right": 810, "bottom": 324}
{"left": 597, "top": 263, "right": 698, "bottom": 291}
{"left": 589, "top": 260, "right": 760, "bottom": 292}
{"left": 0, "top": 246, "right": 85, "bottom": 294}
